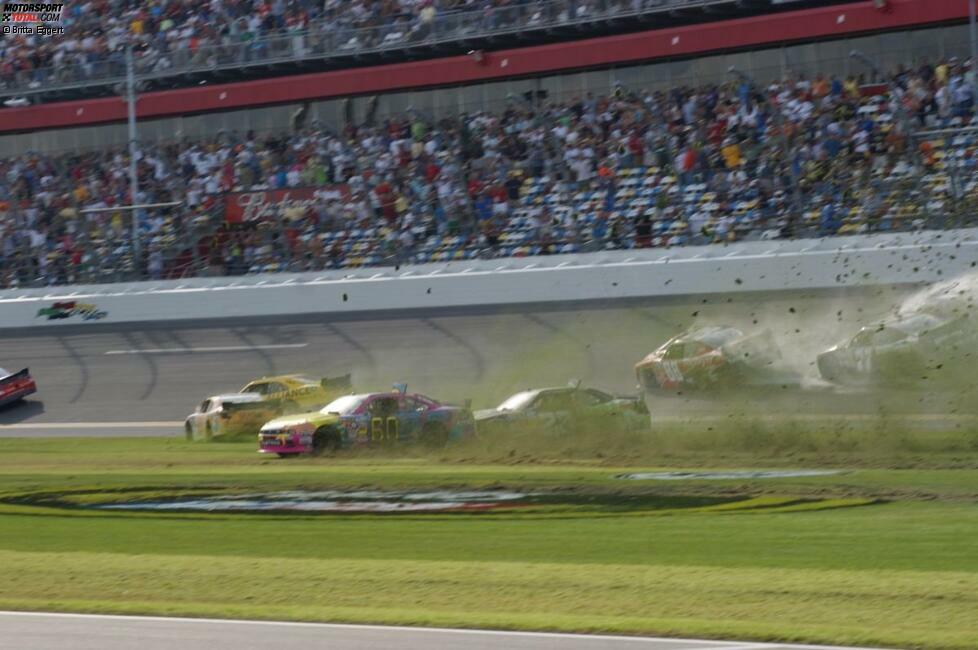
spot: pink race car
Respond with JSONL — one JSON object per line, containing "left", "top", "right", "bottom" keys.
{"left": 258, "top": 386, "right": 475, "bottom": 456}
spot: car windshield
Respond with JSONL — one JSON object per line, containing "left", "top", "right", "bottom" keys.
{"left": 320, "top": 394, "right": 365, "bottom": 415}
{"left": 496, "top": 391, "right": 537, "bottom": 412}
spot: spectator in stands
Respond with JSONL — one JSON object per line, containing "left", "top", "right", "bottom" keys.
{"left": 2, "top": 56, "right": 976, "bottom": 287}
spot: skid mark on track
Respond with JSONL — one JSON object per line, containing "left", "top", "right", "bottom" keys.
{"left": 129, "top": 331, "right": 163, "bottom": 400}
{"left": 421, "top": 319, "right": 487, "bottom": 381}
{"left": 325, "top": 323, "right": 377, "bottom": 372}
{"left": 229, "top": 329, "right": 277, "bottom": 376}
{"left": 523, "top": 313, "right": 597, "bottom": 380}
{"left": 56, "top": 336, "right": 89, "bottom": 404}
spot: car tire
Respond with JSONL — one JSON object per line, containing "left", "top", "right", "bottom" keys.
{"left": 184, "top": 423, "right": 194, "bottom": 442}
{"left": 204, "top": 423, "right": 213, "bottom": 442}
{"left": 418, "top": 421, "right": 449, "bottom": 448}
{"left": 312, "top": 426, "right": 342, "bottom": 456}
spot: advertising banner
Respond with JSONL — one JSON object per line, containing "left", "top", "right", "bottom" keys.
{"left": 223, "top": 186, "right": 350, "bottom": 224}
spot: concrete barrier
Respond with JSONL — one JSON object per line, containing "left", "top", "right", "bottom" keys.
{"left": 3, "top": 229, "right": 977, "bottom": 330}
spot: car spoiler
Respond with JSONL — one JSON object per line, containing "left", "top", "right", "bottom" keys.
{"left": 322, "top": 374, "right": 353, "bottom": 392}
{"left": 0, "top": 368, "right": 31, "bottom": 384}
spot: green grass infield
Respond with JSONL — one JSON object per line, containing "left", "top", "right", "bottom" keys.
{"left": 0, "top": 436, "right": 975, "bottom": 649}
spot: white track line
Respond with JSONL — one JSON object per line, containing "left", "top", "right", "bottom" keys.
{"left": 104, "top": 343, "right": 308, "bottom": 355}
{"left": 0, "top": 611, "right": 888, "bottom": 649}
{"left": 0, "top": 422, "right": 180, "bottom": 430}
{"left": 653, "top": 414, "right": 976, "bottom": 422}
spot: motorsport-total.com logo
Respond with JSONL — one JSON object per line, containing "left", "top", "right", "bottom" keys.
{"left": 0, "top": 2, "right": 65, "bottom": 35}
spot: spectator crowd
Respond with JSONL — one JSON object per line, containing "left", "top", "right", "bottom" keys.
{"left": 0, "top": 0, "right": 644, "bottom": 90}
{"left": 1, "top": 56, "right": 977, "bottom": 288}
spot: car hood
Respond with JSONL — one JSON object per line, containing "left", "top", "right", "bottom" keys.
{"left": 261, "top": 412, "right": 339, "bottom": 430}
{"left": 634, "top": 352, "right": 662, "bottom": 369}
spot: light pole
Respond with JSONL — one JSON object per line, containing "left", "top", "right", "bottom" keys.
{"left": 971, "top": 0, "right": 978, "bottom": 102}
{"left": 125, "top": 43, "right": 143, "bottom": 276}
{"left": 728, "top": 66, "right": 801, "bottom": 222}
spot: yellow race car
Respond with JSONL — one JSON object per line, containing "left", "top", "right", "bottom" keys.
{"left": 240, "top": 373, "right": 352, "bottom": 414}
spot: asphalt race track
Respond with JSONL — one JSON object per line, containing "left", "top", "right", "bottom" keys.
{"left": 0, "top": 612, "right": 885, "bottom": 650}
{"left": 2, "top": 286, "right": 974, "bottom": 436}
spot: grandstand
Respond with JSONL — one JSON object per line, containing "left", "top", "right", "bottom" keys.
{"left": 0, "top": 0, "right": 976, "bottom": 286}
{"left": 1, "top": 0, "right": 852, "bottom": 103}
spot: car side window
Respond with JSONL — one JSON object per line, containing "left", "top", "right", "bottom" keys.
{"left": 267, "top": 382, "right": 287, "bottom": 395}
{"left": 369, "top": 397, "right": 398, "bottom": 417}
{"left": 403, "top": 396, "right": 428, "bottom": 412}
{"left": 535, "top": 392, "right": 572, "bottom": 413}
{"left": 574, "top": 391, "right": 603, "bottom": 408}
{"left": 243, "top": 382, "right": 267, "bottom": 395}
{"left": 584, "top": 389, "right": 612, "bottom": 404}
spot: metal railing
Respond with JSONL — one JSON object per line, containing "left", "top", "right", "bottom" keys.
{"left": 0, "top": 0, "right": 741, "bottom": 99}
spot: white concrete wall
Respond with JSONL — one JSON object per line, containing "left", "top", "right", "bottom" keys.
{"left": 2, "top": 229, "right": 976, "bottom": 330}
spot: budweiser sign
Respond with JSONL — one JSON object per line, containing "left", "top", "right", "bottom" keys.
{"left": 224, "top": 186, "right": 350, "bottom": 224}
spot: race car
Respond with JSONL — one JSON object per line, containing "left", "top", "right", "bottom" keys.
{"left": 0, "top": 367, "right": 37, "bottom": 407}
{"left": 240, "top": 373, "right": 352, "bottom": 413}
{"left": 258, "top": 385, "right": 476, "bottom": 456}
{"left": 635, "top": 326, "right": 790, "bottom": 391}
{"left": 185, "top": 393, "right": 280, "bottom": 441}
{"left": 817, "top": 312, "right": 978, "bottom": 387}
{"left": 474, "top": 383, "right": 649, "bottom": 435}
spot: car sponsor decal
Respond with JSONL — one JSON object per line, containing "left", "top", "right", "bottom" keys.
{"left": 92, "top": 490, "right": 530, "bottom": 513}
{"left": 35, "top": 301, "right": 107, "bottom": 321}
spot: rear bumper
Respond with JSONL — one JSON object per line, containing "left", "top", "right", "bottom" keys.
{"left": 0, "top": 381, "right": 36, "bottom": 407}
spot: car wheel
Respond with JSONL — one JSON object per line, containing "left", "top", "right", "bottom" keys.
{"left": 184, "top": 422, "right": 194, "bottom": 442}
{"left": 204, "top": 422, "right": 213, "bottom": 442}
{"left": 312, "top": 426, "right": 342, "bottom": 456}
{"left": 418, "top": 421, "right": 449, "bottom": 448}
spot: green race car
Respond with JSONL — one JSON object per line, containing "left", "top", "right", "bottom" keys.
{"left": 474, "top": 384, "right": 650, "bottom": 435}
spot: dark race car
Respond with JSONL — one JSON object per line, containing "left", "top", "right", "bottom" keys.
{"left": 817, "top": 312, "right": 978, "bottom": 387}
{"left": 474, "top": 384, "right": 649, "bottom": 435}
{"left": 635, "top": 326, "right": 794, "bottom": 392}
{"left": 0, "top": 367, "right": 37, "bottom": 407}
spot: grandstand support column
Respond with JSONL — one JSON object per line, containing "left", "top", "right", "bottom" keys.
{"left": 728, "top": 66, "right": 801, "bottom": 225}
{"left": 971, "top": 0, "right": 978, "bottom": 101}
{"left": 125, "top": 43, "right": 142, "bottom": 279}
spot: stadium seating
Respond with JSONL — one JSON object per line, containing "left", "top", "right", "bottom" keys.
{"left": 1, "top": 57, "right": 976, "bottom": 287}
{"left": 0, "top": 0, "right": 735, "bottom": 97}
